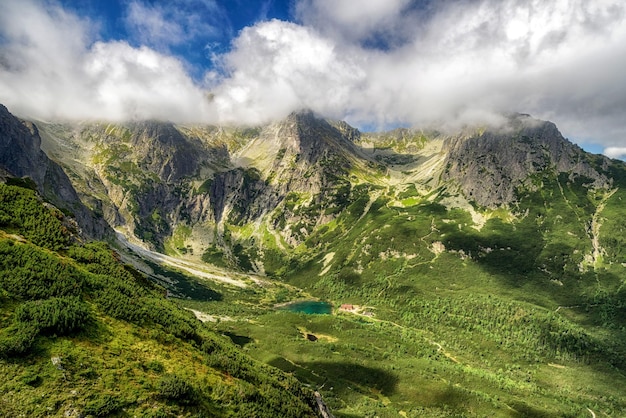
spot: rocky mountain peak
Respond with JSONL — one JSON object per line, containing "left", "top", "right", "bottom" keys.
{"left": 236, "top": 109, "right": 360, "bottom": 179}
{"left": 277, "top": 109, "right": 354, "bottom": 163}
{"left": 130, "top": 121, "right": 184, "bottom": 146}
{"left": 332, "top": 120, "right": 361, "bottom": 143}
{"left": 4, "top": 101, "right": 620, "bottom": 256}
{"left": 441, "top": 114, "right": 612, "bottom": 207}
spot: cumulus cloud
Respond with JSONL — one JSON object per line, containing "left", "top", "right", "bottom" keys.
{"left": 83, "top": 42, "right": 214, "bottom": 121}
{"left": 214, "top": 0, "right": 626, "bottom": 149}
{"left": 295, "top": 0, "right": 413, "bottom": 46}
{"left": 210, "top": 20, "right": 366, "bottom": 124}
{"left": 125, "top": 1, "right": 189, "bottom": 48}
{"left": 0, "top": 0, "right": 215, "bottom": 122}
{"left": 0, "top": 0, "right": 625, "bottom": 155}
{"left": 604, "top": 147, "right": 626, "bottom": 160}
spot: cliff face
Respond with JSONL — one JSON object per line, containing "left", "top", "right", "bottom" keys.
{"left": 126, "top": 121, "right": 210, "bottom": 182}
{"left": 88, "top": 121, "right": 218, "bottom": 248}
{"left": 234, "top": 111, "right": 355, "bottom": 195}
{"left": 230, "top": 111, "right": 357, "bottom": 235}
{"left": 0, "top": 105, "right": 110, "bottom": 239}
{"left": 441, "top": 114, "right": 612, "bottom": 207}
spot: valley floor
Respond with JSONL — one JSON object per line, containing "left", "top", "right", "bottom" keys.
{"left": 124, "top": 242, "right": 626, "bottom": 418}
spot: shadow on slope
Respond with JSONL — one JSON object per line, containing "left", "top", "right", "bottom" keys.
{"left": 270, "top": 359, "right": 399, "bottom": 398}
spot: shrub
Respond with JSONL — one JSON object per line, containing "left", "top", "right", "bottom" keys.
{"left": 144, "top": 359, "right": 165, "bottom": 373}
{"left": 158, "top": 374, "right": 197, "bottom": 405}
{"left": 0, "top": 323, "right": 38, "bottom": 357}
{"left": 20, "top": 372, "right": 42, "bottom": 387}
{"left": 83, "top": 394, "right": 124, "bottom": 417}
{"left": 0, "top": 240, "right": 85, "bottom": 300}
{"left": 0, "top": 184, "right": 71, "bottom": 250}
{"left": 14, "top": 296, "right": 90, "bottom": 336}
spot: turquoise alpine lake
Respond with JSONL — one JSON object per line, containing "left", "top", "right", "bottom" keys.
{"left": 277, "top": 300, "right": 333, "bottom": 314}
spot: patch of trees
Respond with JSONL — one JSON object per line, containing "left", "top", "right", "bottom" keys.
{"left": 15, "top": 296, "right": 89, "bottom": 336}
{"left": 0, "top": 183, "right": 71, "bottom": 250}
{"left": 201, "top": 333, "right": 316, "bottom": 416}
{"left": 0, "top": 296, "right": 89, "bottom": 356}
{"left": 0, "top": 240, "right": 85, "bottom": 300}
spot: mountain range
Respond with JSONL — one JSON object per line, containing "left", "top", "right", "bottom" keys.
{"left": 1, "top": 102, "right": 626, "bottom": 417}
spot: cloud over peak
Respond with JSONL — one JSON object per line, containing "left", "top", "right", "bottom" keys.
{"left": 0, "top": 0, "right": 625, "bottom": 154}
{"left": 211, "top": 20, "right": 366, "bottom": 125}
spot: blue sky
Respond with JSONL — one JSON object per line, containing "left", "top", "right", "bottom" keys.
{"left": 1, "top": 0, "right": 625, "bottom": 158}
{"left": 54, "top": 1, "right": 294, "bottom": 77}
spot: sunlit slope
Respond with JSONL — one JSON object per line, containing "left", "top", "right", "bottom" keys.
{"left": 263, "top": 152, "right": 626, "bottom": 415}
{"left": 0, "top": 182, "right": 320, "bottom": 417}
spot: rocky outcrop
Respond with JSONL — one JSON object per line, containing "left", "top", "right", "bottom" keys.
{"left": 0, "top": 104, "right": 110, "bottom": 238}
{"left": 43, "top": 121, "right": 228, "bottom": 248}
{"left": 332, "top": 120, "right": 361, "bottom": 143}
{"left": 209, "top": 168, "right": 272, "bottom": 225}
{"left": 127, "top": 121, "right": 211, "bottom": 182}
{"left": 245, "top": 111, "right": 358, "bottom": 241}
{"left": 441, "top": 114, "right": 612, "bottom": 207}
{"left": 32, "top": 110, "right": 362, "bottom": 251}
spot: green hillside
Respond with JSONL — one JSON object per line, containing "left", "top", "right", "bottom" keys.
{"left": 0, "top": 182, "right": 320, "bottom": 417}
{"left": 187, "top": 169, "right": 626, "bottom": 416}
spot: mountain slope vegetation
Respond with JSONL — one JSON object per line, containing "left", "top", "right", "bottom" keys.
{"left": 0, "top": 182, "right": 320, "bottom": 417}
{"left": 2, "top": 103, "right": 626, "bottom": 416}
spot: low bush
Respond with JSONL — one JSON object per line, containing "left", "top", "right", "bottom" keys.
{"left": 0, "top": 322, "right": 38, "bottom": 357}
{"left": 158, "top": 374, "right": 197, "bottom": 405}
{"left": 83, "top": 394, "right": 124, "bottom": 417}
{"left": 14, "top": 296, "right": 90, "bottom": 336}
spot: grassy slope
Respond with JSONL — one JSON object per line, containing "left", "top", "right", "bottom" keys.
{"left": 0, "top": 182, "right": 319, "bottom": 417}
{"left": 190, "top": 168, "right": 626, "bottom": 417}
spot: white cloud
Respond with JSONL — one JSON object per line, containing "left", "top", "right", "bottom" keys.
{"left": 604, "top": 147, "right": 626, "bottom": 160}
{"left": 0, "top": 0, "right": 215, "bottom": 123}
{"left": 125, "top": 2, "right": 188, "bottom": 47}
{"left": 211, "top": 20, "right": 366, "bottom": 124}
{"left": 84, "top": 42, "right": 214, "bottom": 122}
{"left": 213, "top": 0, "right": 626, "bottom": 145}
{"left": 124, "top": 0, "right": 226, "bottom": 50}
{"left": 0, "top": 0, "right": 625, "bottom": 153}
{"left": 296, "top": 0, "right": 412, "bottom": 45}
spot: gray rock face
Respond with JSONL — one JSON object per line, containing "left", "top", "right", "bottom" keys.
{"left": 79, "top": 110, "right": 360, "bottom": 249}
{"left": 252, "top": 111, "right": 357, "bottom": 240}
{"left": 209, "top": 168, "right": 269, "bottom": 224}
{"left": 0, "top": 106, "right": 47, "bottom": 187}
{"left": 441, "top": 114, "right": 612, "bottom": 207}
{"left": 127, "top": 121, "right": 208, "bottom": 182}
{"left": 198, "top": 111, "right": 358, "bottom": 245}
{"left": 332, "top": 120, "right": 361, "bottom": 143}
{"left": 0, "top": 104, "right": 110, "bottom": 238}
